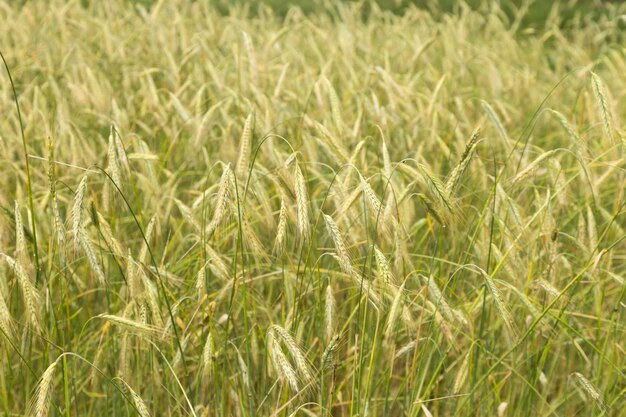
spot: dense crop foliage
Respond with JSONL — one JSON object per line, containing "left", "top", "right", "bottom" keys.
{"left": 1, "top": 1, "right": 625, "bottom": 416}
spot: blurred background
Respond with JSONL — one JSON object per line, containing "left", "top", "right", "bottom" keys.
{"left": 188, "top": 0, "right": 615, "bottom": 29}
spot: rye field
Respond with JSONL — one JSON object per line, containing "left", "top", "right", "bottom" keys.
{"left": 1, "top": 1, "right": 625, "bottom": 416}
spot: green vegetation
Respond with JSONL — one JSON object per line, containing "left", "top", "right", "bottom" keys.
{"left": 1, "top": 0, "right": 625, "bottom": 416}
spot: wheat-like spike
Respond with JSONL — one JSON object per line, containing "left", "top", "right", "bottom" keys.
{"left": 118, "top": 332, "right": 130, "bottom": 378}
{"left": 240, "top": 214, "right": 268, "bottom": 260}
{"left": 96, "top": 212, "right": 124, "bottom": 258}
{"left": 374, "top": 246, "right": 394, "bottom": 283}
{"left": 202, "top": 330, "right": 215, "bottom": 381}
{"left": 141, "top": 274, "right": 163, "bottom": 327}
{"left": 235, "top": 348, "right": 250, "bottom": 389}
{"left": 273, "top": 198, "right": 288, "bottom": 255}
{"left": 482, "top": 273, "right": 517, "bottom": 337}
{"left": 384, "top": 282, "right": 405, "bottom": 341}
{"left": 453, "top": 352, "right": 470, "bottom": 394}
{"left": 535, "top": 279, "right": 562, "bottom": 300}
{"left": 0, "top": 289, "right": 14, "bottom": 337}
{"left": 294, "top": 162, "right": 310, "bottom": 240}
{"left": 273, "top": 63, "right": 290, "bottom": 98}
{"left": 204, "top": 244, "right": 230, "bottom": 280}
{"left": 126, "top": 250, "right": 141, "bottom": 300}
{"left": 79, "top": 233, "right": 106, "bottom": 286}
{"left": 421, "top": 275, "right": 457, "bottom": 326}
{"left": 27, "top": 359, "right": 58, "bottom": 417}
{"left": 510, "top": 149, "right": 560, "bottom": 184}
{"left": 98, "top": 314, "right": 161, "bottom": 339}
{"left": 336, "top": 186, "right": 362, "bottom": 220}
{"left": 445, "top": 129, "right": 479, "bottom": 194}
{"left": 550, "top": 110, "right": 586, "bottom": 155}
{"left": 381, "top": 139, "right": 392, "bottom": 180}
{"left": 394, "top": 340, "right": 416, "bottom": 359}
{"left": 571, "top": 372, "right": 606, "bottom": 411}
{"left": 269, "top": 339, "right": 299, "bottom": 392}
{"left": 138, "top": 215, "right": 156, "bottom": 265}
{"left": 416, "top": 163, "right": 454, "bottom": 212}
{"left": 236, "top": 113, "right": 254, "bottom": 179}
{"left": 417, "top": 193, "right": 446, "bottom": 227}
{"left": 107, "top": 125, "right": 122, "bottom": 187}
{"left": 323, "top": 214, "right": 353, "bottom": 275}
{"left": 172, "top": 334, "right": 190, "bottom": 371}
{"left": 171, "top": 199, "right": 200, "bottom": 232}
{"left": 112, "top": 125, "right": 128, "bottom": 167}
{"left": 195, "top": 261, "right": 208, "bottom": 298}
{"left": 270, "top": 325, "right": 313, "bottom": 382}
{"left": 321, "top": 334, "right": 339, "bottom": 371}
{"left": 120, "top": 380, "right": 151, "bottom": 417}
{"left": 481, "top": 100, "right": 510, "bottom": 147}
{"left": 359, "top": 173, "right": 385, "bottom": 221}
{"left": 324, "top": 284, "right": 335, "bottom": 342}
{"left": 2, "top": 254, "right": 40, "bottom": 331}
{"left": 14, "top": 201, "right": 28, "bottom": 264}
{"left": 586, "top": 205, "right": 597, "bottom": 252}
{"left": 72, "top": 176, "right": 88, "bottom": 246}
{"left": 590, "top": 72, "right": 615, "bottom": 144}
{"left": 242, "top": 31, "right": 257, "bottom": 84}
{"left": 47, "top": 137, "right": 65, "bottom": 248}
{"left": 170, "top": 92, "right": 192, "bottom": 122}
{"left": 207, "top": 163, "right": 232, "bottom": 235}
{"left": 324, "top": 77, "right": 344, "bottom": 131}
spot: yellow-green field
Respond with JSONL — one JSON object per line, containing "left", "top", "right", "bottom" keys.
{"left": 1, "top": 1, "right": 625, "bottom": 416}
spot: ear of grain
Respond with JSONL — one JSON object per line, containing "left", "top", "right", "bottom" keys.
{"left": 207, "top": 163, "right": 232, "bottom": 235}
{"left": 235, "top": 347, "right": 250, "bottom": 390}
{"left": 120, "top": 380, "right": 151, "bottom": 417}
{"left": 98, "top": 314, "right": 161, "bottom": 339}
{"left": 172, "top": 334, "right": 189, "bottom": 371}
{"left": 270, "top": 324, "right": 313, "bottom": 382}
{"left": 72, "top": 176, "right": 88, "bottom": 246}
{"left": 322, "top": 334, "right": 339, "bottom": 371}
{"left": 416, "top": 163, "right": 454, "bottom": 212}
{"left": 27, "top": 359, "right": 58, "bottom": 417}
{"left": 14, "top": 201, "right": 28, "bottom": 264}
{"left": 79, "top": 233, "right": 106, "bottom": 286}
{"left": 481, "top": 273, "right": 517, "bottom": 338}
{"left": 195, "top": 261, "right": 208, "bottom": 298}
{"left": 141, "top": 274, "right": 163, "bottom": 327}
{"left": 481, "top": 100, "right": 510, "bottom": 147}
{"left": 590, "top": 72, "right": 615, "bottom": 143}
{"left": 47, "top": 137, "right": 65, "bottom": 250}
{"left": 453, "top": 352, "right": 470, "bottom": 394}
{"left": 374, "top": 246, "right": 394, "bottom": 284}
{"left": 269, "top": 339, "right": 299, "bottom": 392}
{"left": 445, "top": 128, "right": 479, "bottom": 194}
{"left": 510, "top": 150, "right": 560, "bottom": 184}
{"left": 107, "top": 125, "right": 122, "bottom": 187}
{"left": 236, "top": 113, "right": 254, "bottom": 179}
{"left": 570, "top": 372, "right": 606, "bottom": 411}
{"left": 138, "top": 215, "right": 156, "bottom": 265}
{"left": 0, "top": 289, "right": 13, "bottom": 337}
{"left": 202, "top": 330, "right": 215, "bottom": 381}
{"left": 2, "top": 254, "right": 40, "bottom": 332}
{"left": 324, "top": 284, "right": 335, "bottom": 342}
{"left": 273, "top": 198, "right": 288, "bottom": 255}
{"left": 95, "top": 212, "right": 124, "bottom": 258}
{"left": 421, "top": 275, "right": 456, "bottom": 326}
{"left": 294, "top": 162, "right": 310, "bottom": 241}
{"left": 324, "top": 77, "right": 344, "bottom": 132}
{"left": 417, "top": 193, "right": 446, "bottom": 227}
{"left": 384, "top": 282, "right": 405, "bottom": 341}
{"left": 323, "top": 214, "right": 353, "bottom": 275}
